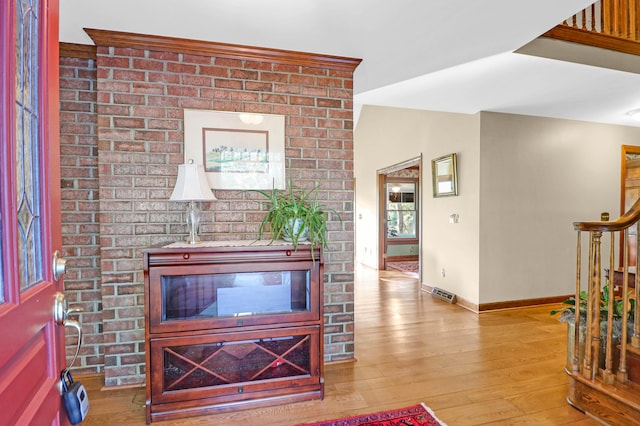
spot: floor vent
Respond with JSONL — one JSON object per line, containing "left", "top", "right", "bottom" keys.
{"left": 431, "top": 287, "right": 456, "bottom": 304}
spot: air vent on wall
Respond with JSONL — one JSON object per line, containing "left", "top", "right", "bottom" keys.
{"left": 431, "top": 287, "right": 456, "bottom": 304}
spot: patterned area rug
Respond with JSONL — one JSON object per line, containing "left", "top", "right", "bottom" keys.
{"left": 297, "top": 403, "right": 447, "bottom": 426}
{"left": 386, "top": 261, "right": 419, "bottom": 276}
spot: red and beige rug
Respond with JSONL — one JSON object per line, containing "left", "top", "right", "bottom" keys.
{"left": 298, "top": 403, "right": 447, "bottom": 426}
{"left": 386, "top": 261, "right": 419, "bottom": 277}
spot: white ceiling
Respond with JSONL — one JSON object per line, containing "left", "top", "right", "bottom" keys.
{"left": 59, "top": 0, "right": 640, "bottom": 127}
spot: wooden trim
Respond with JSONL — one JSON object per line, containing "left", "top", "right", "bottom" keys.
{"left": 83, "top": 28, "right": 361, "bottom": 72}
{"left": 59, "top": 42, "right": 96, "bottom": 59}
{"left": 479, "top": 295, "right": 571, "bottom": 312}
{"left": 420, "top": 284, "right": 479, "bottom": 312}
{"left": 421, "top": 284, "right": 569, "bottom": 313}
{"left": 377, "top": 172, "right": 386, "bottom": 270}
{"left": 544, "top": 25, "right": 640, "bottom": 56}
{"left": 324, "top": 358, "right": 357, "bottom": 366}
{"left": 568, "top": 375, "right": 640, "bottom": 423}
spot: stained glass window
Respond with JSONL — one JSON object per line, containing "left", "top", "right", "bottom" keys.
{"left": 15, "top": 0, "right": 43, "bottom": 291}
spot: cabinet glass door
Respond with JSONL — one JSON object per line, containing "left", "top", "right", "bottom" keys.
{"left": 162, "top": 269, "right": 310, "bottom": 321}
{"left": 148, "top": 261, "right": 320, "bottom": 333}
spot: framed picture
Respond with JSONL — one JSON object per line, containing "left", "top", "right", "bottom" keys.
{"left": 431, "top": 153, "right": 458, "bottom": 197}
{"left": 184, "top": 109, "right": 286, "bottom": 190}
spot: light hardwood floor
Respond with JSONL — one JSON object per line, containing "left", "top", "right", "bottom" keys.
{"left": 83, "top": 266, "right": 599, "bottom": 425}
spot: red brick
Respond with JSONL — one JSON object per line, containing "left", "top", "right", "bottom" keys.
{"left": 167, "top": 85, "right": 198, "bottom": 97}
{"left": 113, "top": 117, "right": 145, "bottom": 128}
{"left": 215, "top": 79, "right": 243, "bottom": 90}
{"left": 215, "top": 57, "right": 242, "bottom": 68}
{"left": 112, "top": 47, "right": 145, "bottom": 58}
{"left": 100, "top": 56, "right": 130, "bottom": 68}
{"left": 148, "top": 72, "right": 180, "bottom": 84}
{"left": 148, "top": 51, "right": 180, "bottom": 61}
{"left": 132, "top": 83, "right": 165, "bottom": 95}
{"left": 61, "top": 39, "right": 357, "bottom": 384}
{"left": 200, "top": 65, "right": 228, "bottom": 77}
{"left": 181, "top": 75, "right": 212, "bottom": 87}
{"left": 167, "top": 62, "right": 197, "bottom": 74}
{"left": 113, "top": 69, "right": 146, "bottom": 82}
{"left": 132, "top": 58, "right": 165, "bottom": 71}
{"left": 231, "top": 69, "right": 258, "bottom": 80}
{"left": 318, "top": 98, "right": 342, "bottom": 108}
{"left": 113, "top": 93, "right": 145, "bottom": 105}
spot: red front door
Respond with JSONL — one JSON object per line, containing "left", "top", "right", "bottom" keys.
{"left": 0, "top": 0, "right": 65, "bottom": 424}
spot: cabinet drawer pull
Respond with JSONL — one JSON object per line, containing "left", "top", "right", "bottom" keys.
{"left": 238, "top": 386, "right": 244, "bottom": 393}
{"left": 286, "top": 250, "right": 291, "bottom": 256}
{"left": 182, "top": 253, "right": 189, "bottom": 260}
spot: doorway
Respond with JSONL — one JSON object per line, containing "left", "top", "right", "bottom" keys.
{"left": 377, "top": 156, "right": 422, "bottom": 278}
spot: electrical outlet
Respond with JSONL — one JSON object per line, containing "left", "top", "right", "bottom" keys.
{"left": 441, "top": 268, "right": 445, "bottom": 277}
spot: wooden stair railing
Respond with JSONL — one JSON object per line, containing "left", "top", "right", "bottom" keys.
{"left": 570, "top": 199, "right": 640, "bottom": 424}
{"left": 544, "top": 0, "right": 640, "bottom": 56}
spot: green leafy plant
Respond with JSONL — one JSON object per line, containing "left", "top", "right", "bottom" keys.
{"left": 249, "top": 181, "right": 341, "bottom": 252}
{"left": 551, "top": 284, "right": 635, "bottom": 323}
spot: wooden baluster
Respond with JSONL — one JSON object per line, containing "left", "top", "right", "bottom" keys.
{"left": 618, "top": 228, "right": 630, "bottom": 382}
{"left": 602, "top": 0, "right": 611, "bottom": 35}
{"left": 628, "top": 0, "right": 634, "bottom": 38}
{"left": 602, "top": 231, "right": 615, "bottom": 384}
{"left": 635, "top": 0, "right": 640, "bottom": 40}
{"left": 611, "top": 0, "right": 623, "bottom": 37}
{"left": 584, "top": 231, "right": 599, "bottom": 379}
{"left": 622, "top": 0, "right": 629, "bottom": 38}
{"left": 573, "top": 231, "right": 582, "bottom": 373}
{"left": 633, "top": 228, "right": 640, "bottom": 348}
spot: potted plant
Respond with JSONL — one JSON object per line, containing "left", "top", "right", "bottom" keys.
{"left": 551, "top": 284, "right": 635, "bottom": 367}
{"left": 249, "top": 181, "right": 341, "bottom": 252}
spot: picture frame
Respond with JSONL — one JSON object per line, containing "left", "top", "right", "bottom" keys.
{"left": 431, "top": 153, "right": 458, "bottom": 197}
{"left": 184, "top": 109, "right": 286, "bottom": 190}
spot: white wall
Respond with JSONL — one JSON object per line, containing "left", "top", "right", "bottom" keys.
{"left": 356, "top": 106, "right": 640, "bottom": 308}
{"left": 354, "top": 105, "right": 481, "bottom": 304}
{"left": 479, "top": 112, "right": 640, "bottom": 304}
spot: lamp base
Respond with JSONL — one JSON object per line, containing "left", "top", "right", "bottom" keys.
{"left": 185, "top": 200, "right": 202, "bottom": 245}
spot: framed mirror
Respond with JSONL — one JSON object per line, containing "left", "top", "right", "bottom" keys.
{"left": 431, "top": 153, "right": 458, "bottom": 197}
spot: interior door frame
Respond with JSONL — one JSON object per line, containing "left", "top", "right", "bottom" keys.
{"left": 377, "top": 155, "right": 422, "bottom": 275}
{"left": 619, "top": 144, "right": 640, "bottom": 269}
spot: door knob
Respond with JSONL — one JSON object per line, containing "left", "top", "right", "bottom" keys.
{"left": 53, "top": 250, "right": 67, "bottom": 281}
{"left": 53, "top": 291, "right": 84, "bottom": 326}
{"left": 53, "top": 292, "right": 85, "bottom": 369}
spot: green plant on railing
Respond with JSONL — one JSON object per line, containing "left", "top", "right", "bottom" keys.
{"left": 551, "top": 284, "right": 635, "bottom": 324}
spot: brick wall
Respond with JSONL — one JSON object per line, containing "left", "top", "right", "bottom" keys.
{"left": 68, "top": 31, "right": 359, "bottom": 387}
{"left": 59, "top": 52, "right": 104, "bottom": 374}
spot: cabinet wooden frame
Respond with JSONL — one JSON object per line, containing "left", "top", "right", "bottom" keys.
{"left": 143, "top": 241, "right": 324, "bottom": 423}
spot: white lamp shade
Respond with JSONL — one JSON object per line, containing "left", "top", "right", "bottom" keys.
{"left": 170, "top": 162, "right": 217, "bottom": 201}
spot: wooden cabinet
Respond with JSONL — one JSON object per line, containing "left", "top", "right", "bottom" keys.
{"left": 143, "top": 240, "right": 324, "bottom": 423}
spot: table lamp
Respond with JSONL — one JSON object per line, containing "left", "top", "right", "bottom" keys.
{"left": 170, "top": 159, "right": 216, "bottom": 244}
